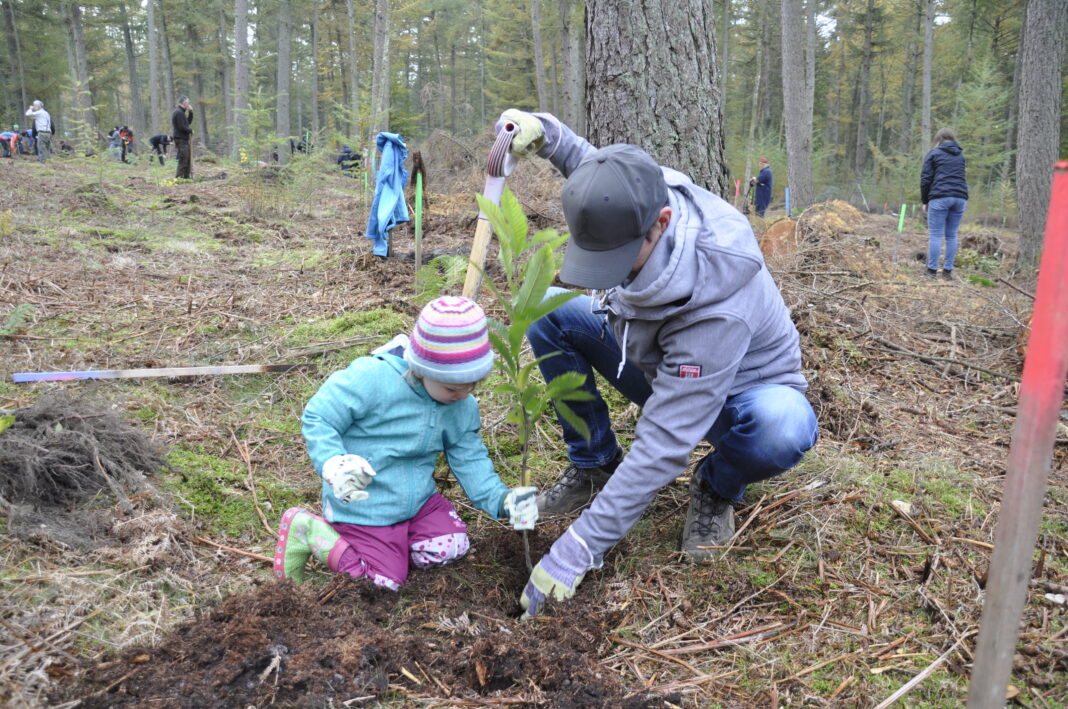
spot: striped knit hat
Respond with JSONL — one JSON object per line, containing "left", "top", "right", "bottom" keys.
{"left": 405, "top": 296, "right": 494, "bottom": 384}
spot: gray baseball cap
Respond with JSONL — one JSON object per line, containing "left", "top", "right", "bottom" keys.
{"left": 560, "top": 144, "right": 668, "bottom": 289}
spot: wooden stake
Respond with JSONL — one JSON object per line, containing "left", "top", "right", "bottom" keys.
{"left": 13, "top": 363, "right": 308, "bottom": 383}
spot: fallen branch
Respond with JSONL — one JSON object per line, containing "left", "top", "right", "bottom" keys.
{"left": 12, "top": 363, "right": 310, "bottom": 383}
{"left": 867, "top": 335, "right": 1018, "bottom": 383}
{"left": 660, "top": 621, "right": 796, "bottom": 656}
{"left": 888, "top": 500, "right": 941, "bottom": 546}
{"left": 871, "top": 640, "right": 962, "bottom": 709}
{"left": 194, "top": 536, "right": 272, "bottom": 563}
{"left": 608, "top": 635, "right": 708, "bottom": 676}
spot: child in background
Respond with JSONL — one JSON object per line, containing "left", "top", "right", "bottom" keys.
{"left": 275, "top": 296, "right": 538, "bottom": 589}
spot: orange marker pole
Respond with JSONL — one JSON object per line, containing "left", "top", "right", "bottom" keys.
{"left": 967, "top": 162, "right": 1068, "bottom": 707}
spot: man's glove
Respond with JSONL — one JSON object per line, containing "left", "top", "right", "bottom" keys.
{"left": 322, "top": 454, "right": 377, "bottom": 503}
{"left": 502, "top": 486, "right": 539, "bottom": 531}
{"left": 520, "top": 528, "right": 593, "bottom": 617}
{"left": 749, "top": 177, "right": 757, "bottom": 185}
{"left": 497, "top": 109, "right": 545, "bottom": 157}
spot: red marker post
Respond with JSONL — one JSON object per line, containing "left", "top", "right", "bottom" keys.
{"left": 967, "top": 162, "right": 1068, "bottom": 707}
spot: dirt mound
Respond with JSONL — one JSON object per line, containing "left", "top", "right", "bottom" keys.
{"left": 62, "top": 524, "right": 668, "bottom": 708}
{"left": 0, "top": 394, "right": 164, "bottom": 550}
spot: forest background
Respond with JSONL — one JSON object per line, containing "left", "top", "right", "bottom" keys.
{"left": 0, "top": 0, "right": 1065, "bottom": 255}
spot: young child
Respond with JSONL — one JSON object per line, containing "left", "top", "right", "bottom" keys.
{"left": 274, "top": 296, "right": 538, "bottom": 589}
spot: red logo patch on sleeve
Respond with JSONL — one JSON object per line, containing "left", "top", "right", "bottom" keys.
{"left": 679, "top": 364, "right": 701, "bottom": 379}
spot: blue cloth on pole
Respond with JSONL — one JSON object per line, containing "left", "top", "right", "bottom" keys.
{"left": 365, "top": 132, "right": 410, "bottom": 257}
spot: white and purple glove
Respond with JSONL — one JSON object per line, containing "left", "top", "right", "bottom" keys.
{"left": 520, "top": 527, "right": 593, "bottom": 618}
{"left": 502, "top": 486, "right": 539, "bottom": 531}
{"left": 322, "top": 454, "right": 377, "bottom": 503}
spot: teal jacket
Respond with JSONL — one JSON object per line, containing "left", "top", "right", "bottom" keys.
{"left": 302, "top": 353, "right": 510, "bottom": 526}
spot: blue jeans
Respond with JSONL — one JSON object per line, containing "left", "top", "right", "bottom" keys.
{"left": 527, "top": 289, "right": 818, "bottom": 501}
{"left": 926, "top": 197, "right": 966, "bottom": 272}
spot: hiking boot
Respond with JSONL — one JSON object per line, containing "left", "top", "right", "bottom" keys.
{"left": 941, "top": 269, "right": 954, "bottom": 280}
{"left": 681, "top": 476, "right": 736, "bottom": 563}
{"left": 537, "top": 450, "right": 623, "bottom": 515}
{"left": 274, "top": 508, "right": 350, "bottom": 583}
{"left": 925, "top": 268, "right": 939, "bottom": 279}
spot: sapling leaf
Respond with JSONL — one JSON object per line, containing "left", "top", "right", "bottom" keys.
{"left": 500, "top": 188, "right": 530, "bottom": 248}
{"left": 545, "top": 370, "right": 592, "bottom": 399}
{"left": 514, "top": 246, "right": 558, "bottom": 315}
{"left": 0, "top": 415, "right": 14, "bottom": 435}
{"left": 555, "top": 401, "right": 592, "bottom": 442}
{"left": 526, "top": 291, "right": 581, "bottom": 323}
{"left": 487, "top": 321, "right": 517, "bottom": 373}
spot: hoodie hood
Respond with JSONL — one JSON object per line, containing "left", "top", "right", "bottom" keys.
{"left": 938, "top": 140, "right": 962, "bottom": 156}
{"left": 614, "top": 167, "right": 762, "bottom": 318}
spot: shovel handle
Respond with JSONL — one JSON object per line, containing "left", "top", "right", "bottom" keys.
{"left": 462, "top": 125, "right": 518, "bottom": 298}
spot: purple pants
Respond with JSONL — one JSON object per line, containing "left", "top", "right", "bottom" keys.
{"left": 332, "top": 493, "right": 469, "bottom": 590}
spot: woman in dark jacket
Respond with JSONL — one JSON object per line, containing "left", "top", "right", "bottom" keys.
{"left": 920, "top": 128, "right": 969, "bottom": 279}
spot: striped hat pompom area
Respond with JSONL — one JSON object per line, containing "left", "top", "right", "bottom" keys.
{"left": 404, "top": 296, "right": 495, "bottom": 384}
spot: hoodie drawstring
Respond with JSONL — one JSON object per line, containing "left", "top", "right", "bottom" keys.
{"left": 616, "top": 321, "right": 630, "bottom": 379}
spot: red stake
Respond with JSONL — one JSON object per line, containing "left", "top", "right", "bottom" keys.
{"left": 968, "top": 162, "right": 1068, "bottom": 707}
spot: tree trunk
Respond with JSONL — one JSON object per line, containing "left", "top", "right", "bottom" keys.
{"left": 477, "top": 0, "right": 485, "bottom": 126}
{"left": 184, "top": 6, "right": 209, "bottom": 149}
{"left": 232, "top": 0, "right": 249, "bottom": 156}
{"left": 148, "top": 0, "right": 160, "bottom": 134}
{"left": 157, "top": 0, "right": 176, "bottom": 112}
{"left": 920, "top": 0, "right": 934, "bottom": 145}
{"left": 3, "top": 0, "right": 27, "bottom": 111}
{"left": 781, "top": 0, "right": 813, "bottom": 212}
{"left": 899, "top": 0, "right": 921, "bottom": 154}
{"left": 853, "top": 0, "right": 875, "bottom": 178}
{"left": 369, "top": 0, "right": 391, "bottom": 140}
{"left": 804, "top": 0, "right": 815, "bottom": 125}
{"left": 559, "top": 0, "right": 583, "bottom": 133}
{"left": 1000, "top": 18, "right": 1023, "bottom": 183}
{"left": 530, "top": 0, "right": 548, "bottom": 112}
{"left": 718, "top": 0, "right": 730, "bottom": 117}
{"left": 952, "top": 0, "right": 978, "bottom": 124}
{"left": 311, "top": 1, "right": 320, "bottom": 140}
{"left": 64, "top": 3, "right": 98, "bottom": 141}
{"left": 276, "top": 0, "right": 292, "bottom": 160}
{"left": 346, "top": 0, "right": 360, "bottom": 138}
{"left": 743, "top": 2, "right": 768, "bottom": 188}
{"left": 217, "top": 1, "right": 232, "bottom": 137}
{"left": 119, "top": 2, "right": 146, "bottom": 139}
{"left": 1014, "top": 0, "right": 1067, "bottom": 273}
{"left": 586, "top": 0, "right": 726, "bottom": 194}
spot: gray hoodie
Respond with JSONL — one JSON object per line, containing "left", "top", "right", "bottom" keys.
{"left": 534, "top": 114, "right": 808, "bottom": 562}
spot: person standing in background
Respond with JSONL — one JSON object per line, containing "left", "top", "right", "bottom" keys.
{"left": 921, "top": 128, "right": 969, "bottom": 280}
{"left": 751, "top": 157, "right": 772, "bottom": 217}
{"left": 171, "top": 96, "right": 194, "bottom": 179}
{"left": 24, "top": 101, "right": 51, "bottom": 163}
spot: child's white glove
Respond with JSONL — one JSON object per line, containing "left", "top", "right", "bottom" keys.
{"left": 322, "top": 454, "right": 377, "bottom": 503}
{"left": 503, "top": 486, "right": 539, "bottom": 530}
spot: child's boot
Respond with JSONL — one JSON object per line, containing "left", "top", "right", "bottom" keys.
{"left": 274, "top": 507, "right": 351, "bottom": 583}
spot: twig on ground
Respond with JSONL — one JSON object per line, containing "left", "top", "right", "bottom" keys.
{"left": 870, "top": 639, "right": 962, "bottom": 709}
{"left": 194, "top": 536, "right": 272, "bottom": 563}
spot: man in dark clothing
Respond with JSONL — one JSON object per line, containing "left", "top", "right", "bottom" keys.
{"left": 337, "top": 145, "right": 360, "bottom": 176}
{"left": 149, "top": 134, "right": 173, "bottom": 166}
{"left": 750, "top": 157, "right": 772, "bottom": 217}
{"left": 171, "top": 96, "right": 194, "bottom": 179}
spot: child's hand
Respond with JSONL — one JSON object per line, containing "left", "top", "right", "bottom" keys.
{"left": 503, "top": 486, "right": 538, "bottom": 530}
{"left": 322, "top": 454, "right": 377, "bottom": 503}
